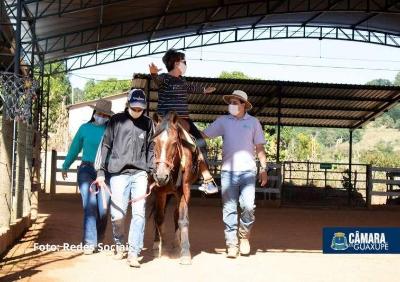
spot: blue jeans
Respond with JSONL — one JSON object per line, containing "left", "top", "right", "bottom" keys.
{"left": 77, "top": 164, "right": 110, "bottom": 248}
{"left": 109, "top": 171, "right": 148, "bottom": 256}
{"left": 221, "top": 170, "right": 256, "bottom": 247}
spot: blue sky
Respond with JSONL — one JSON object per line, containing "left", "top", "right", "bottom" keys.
{"left": 68, "top": 38, "right": 400, "bottom": 89}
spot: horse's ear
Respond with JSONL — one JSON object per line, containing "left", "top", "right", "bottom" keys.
{"left": 153, "top": 112, "right": 161, "bottom": 125}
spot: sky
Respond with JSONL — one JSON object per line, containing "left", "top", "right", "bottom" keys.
{"left": 68, "top": 38, "right": 400, "bottom": 90}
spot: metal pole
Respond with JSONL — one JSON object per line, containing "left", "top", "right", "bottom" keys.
{"left": 366, "top": 164, "right": 372, "bottom": 208}
{"left": 10, "top": 0, "right": 22, "bottom": 223}
{"left": 348, "top": 129, "right": 353, "bottom": 206}
{"left": 276, "top": 87, "right": 282, "bottom": 163}
{"left": 146, "top": 76, "right": 150, "bottom": 116}
{"left": 43, "top": 74, "right": 50, "bottom": 192}
{"left": 13, "top": 0, "right": 22, "bottom": 73}
{"left": 39, "top": 61, "right": 44, "bottom": 134}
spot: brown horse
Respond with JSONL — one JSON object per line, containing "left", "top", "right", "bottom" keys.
{"left": 151, "top": 111, "right": 199, "bottom": 265}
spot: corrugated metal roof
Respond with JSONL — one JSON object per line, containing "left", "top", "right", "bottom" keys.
{"left": 15, "top": 0, "right": 400, "bottom": 61}
{"left": 133, "top": 73, "right": 400, "bottom": 129}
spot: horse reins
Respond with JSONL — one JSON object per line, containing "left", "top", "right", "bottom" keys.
{"left": 90, "top": 180, "right": 158, "bottom": 204}
{"left": 90, "top": 125, "right": 184, "bottom": 203}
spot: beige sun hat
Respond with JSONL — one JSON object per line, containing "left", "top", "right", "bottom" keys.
{"left": 89, "top": 99, "right": 114, "bottom": 116}
{"left": 223, "top": 90, "right": 252, "bottom": 110}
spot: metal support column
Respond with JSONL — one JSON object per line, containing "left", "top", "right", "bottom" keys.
{"left": 42, "top": 74, "right": 51, "bottom": 192}
{"left": 10, "top": 0, "right": 22, "bottom": 223}
{"left": 348, "top": 129, "right": 353, "bottom": 205}
{"left": 276, "top": 86, "right": 282, "bottom": 163}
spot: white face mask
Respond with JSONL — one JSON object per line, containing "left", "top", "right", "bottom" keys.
{"left": 93, "top": 114, "right": 108, "bottom": 125}
{"left": 228, "top": 104, "right": 239, "bottom": 116}
{"left": 129, "top": 108, "right": 143, "bottom": 119}
{"left": 177, "top": 61, "right": 187, "bottom": 75}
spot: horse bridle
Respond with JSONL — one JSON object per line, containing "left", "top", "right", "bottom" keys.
{"left": 154, "top": 131, "right": 183, "bottom": 173}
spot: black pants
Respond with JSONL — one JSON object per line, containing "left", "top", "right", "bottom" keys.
{"left": 186, "top": 118, "right": 203, "bottom": 140}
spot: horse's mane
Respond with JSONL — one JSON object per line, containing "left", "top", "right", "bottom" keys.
{"left": 152, "top": 112, "right": 178, "bottom": 139}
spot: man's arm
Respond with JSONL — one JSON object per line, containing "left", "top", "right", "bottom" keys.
{"left": 256, "top": 144, "right": 268, "bottom": 187}
{"left": 146, "top": 119, "right": 155, "bottom": 172}
{"left": 256, "top": 144, "right": 268, "bottom": 169}
{"left": 202, "top": 117, "right": 223, "bottom": 139}
{"left": 97, "top": 119, "right": 114, "bottom": 179}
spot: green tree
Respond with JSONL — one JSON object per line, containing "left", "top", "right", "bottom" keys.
{"left": 219, "top": 71, "right": 251, "bottom": 79}
{"left": 366, "top": 79, "right": 393, "bottom": 86}
{"left": 83, "top": 78, "right": 131, "bottom": 101}
{"left": 394, "top": 72, "right": 400, "bottom": 86}
{"left": 71, "top": 87, "right": 84, "bottom": 103}
{"left": 44, "top": 62, "right": 71, "bottom": 133}
{"left": 372, "top": 114, "right": 395, "bottom": 128}
{"left": 195, "top": 122, "right": 223, "bottom": 160}
{"left": 360, "top": 150, "right": 400, "bottom": 167}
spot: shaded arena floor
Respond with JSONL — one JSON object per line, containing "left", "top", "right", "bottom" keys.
{"left": 1, "top": 196, "right": 399, "bottom": 282}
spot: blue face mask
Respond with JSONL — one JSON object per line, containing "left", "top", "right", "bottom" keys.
{"left": 93, "top": 114, "right": 108, "bottom": 125}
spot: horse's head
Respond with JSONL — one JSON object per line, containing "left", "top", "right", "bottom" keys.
{"left": 152, "top": 112, "right": 182, "bottom": 186}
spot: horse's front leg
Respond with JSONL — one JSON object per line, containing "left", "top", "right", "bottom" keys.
{"left": 178, "top": 182, "right": 191, "bottom": 265}
{"left": 173, "top": 196, "right": 180, "bottom": 250}
{"left": 153, "top": 192, "right": 167, "bottom": 258}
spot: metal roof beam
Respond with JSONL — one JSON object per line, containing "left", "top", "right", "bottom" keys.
{"left": 351, "top": 13, "right": 379, "bottom": 28}
{"left": 259, "top": 122, "right": 350, "bottom": 128}
{"left": 252, "top": 0, "right": 289, "bottom": 27}
{"left": 280, "top": 93, "right": 394, "bottom": 102}
{"left": 252, "top": 85, "right": 281, "bottom": 116}
{"left": 152, "top": 108, "right": 361, "bottom": 120}
{"left": 32, "top": 0, "right": 400, "bottom": 57}
{"left": 302, "top": 0, "right": 342, "bottom": 25}
{"left": 148, "top": 100, "right": 383, "bottom": 113}
{"left": 178, "top": 109, "right": 362, "bottom": 121}
{"left": 197, "top": 1, "right": 224, "bottom": 34}
{"left": 11, "top": 0, "right": 132, "bottom": 19}
{"left": 189, "top": 116, "right": 352, "bottom": 128}
{"left": 351, "top": 90, "right": 400, "bottom": 128}
{"left": 274, "top": 104, "right": 376, "bottom": 112}
{"left": 45, "top": 25, "right": 400, "bottom": 73}
{"left": 148, "top": 0, "right": 174, "bottom": 41}
{"left": 258, "top": 113, "right": 362, "bottom": 120}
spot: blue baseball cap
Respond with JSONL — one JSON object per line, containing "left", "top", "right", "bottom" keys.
{"left": 128, "top": 88, "right": 147, "bottom": 109}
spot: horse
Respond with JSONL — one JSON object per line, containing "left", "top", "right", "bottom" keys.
{"left": 150, "top": 111, "right": 200, "bottom": 265}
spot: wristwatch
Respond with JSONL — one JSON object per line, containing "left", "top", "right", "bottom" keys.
{"left": 260, "top": 164, "right": 267, "bottom": 171}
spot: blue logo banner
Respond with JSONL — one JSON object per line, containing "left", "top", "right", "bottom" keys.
{"left": 323, "top": 227, "right": 400, "bottom": 254}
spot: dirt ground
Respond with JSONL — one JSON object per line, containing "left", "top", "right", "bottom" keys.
{"left": 1, "top": 195, "right": 399, "bottom": 282}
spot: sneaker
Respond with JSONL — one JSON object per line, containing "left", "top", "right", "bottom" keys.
{"left": 127, "top": 255, "right": 141, "bottom": 268}
{"left": 226, "top": 246, "right": 239, "bottom": 258}
{"left": 198, "top": 180, "right": 219, "bottom": 194}
{"left": 239, "top": 239, "right": 250, "bottom": 255}
{"left": 113, "top": 248, "right": 126, "bottom": 260}
{"left": 83, "top": 247, "right": 95, "bottom": 255}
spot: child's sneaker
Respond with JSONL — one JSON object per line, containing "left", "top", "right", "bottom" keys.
{"left": 198, "top": 180, "right": 219, "bottom": 194}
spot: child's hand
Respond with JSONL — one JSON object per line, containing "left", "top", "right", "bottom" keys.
{"left": 149, "top": 63, "right": 162, "bottom": 74}
{"left": 204, "top": 86, "right": 216, "bottom": 94}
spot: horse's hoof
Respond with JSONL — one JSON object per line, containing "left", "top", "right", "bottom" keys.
{"left": 179, "top": 256, "right": 192, "bottom": 265}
